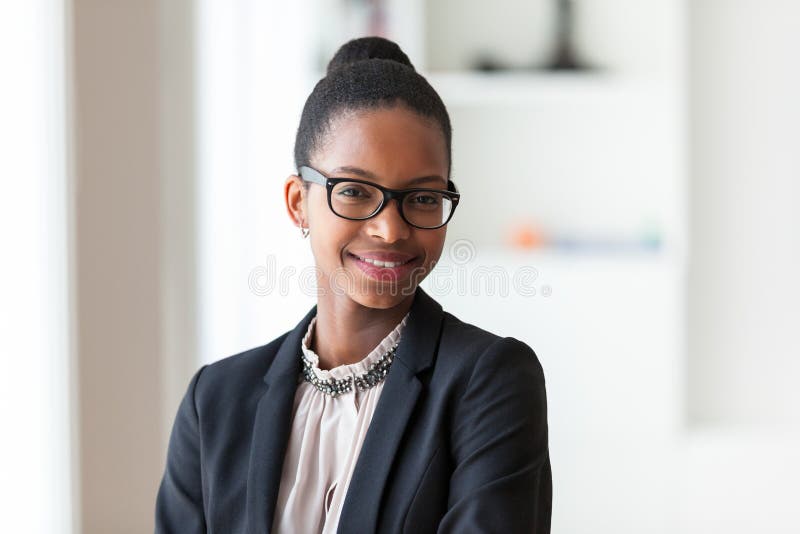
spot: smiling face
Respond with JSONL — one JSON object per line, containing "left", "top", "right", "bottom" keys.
{"left": 285, "top": 104, "right": 450, "bottom": 310}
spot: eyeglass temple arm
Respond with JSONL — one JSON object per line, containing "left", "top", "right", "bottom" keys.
{"left": 298, "top": 166, "right": 327, "bottom": 186}
{"left": 448, "top": 180, "right": 460, "bottom": 196}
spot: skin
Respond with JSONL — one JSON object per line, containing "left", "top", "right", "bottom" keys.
{"left": 284, "top": 104, "right": 450, "bottom": 370}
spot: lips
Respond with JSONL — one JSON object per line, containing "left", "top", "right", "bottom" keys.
{"left": 346, "top": 251, "right": 421, "bottom": 282}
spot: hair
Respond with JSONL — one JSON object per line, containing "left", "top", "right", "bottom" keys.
{"left": 293, "top": 36, "right": 452, "bottom": 187}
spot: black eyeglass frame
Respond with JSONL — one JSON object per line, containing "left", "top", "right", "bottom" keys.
{"left": 298, "top": 165, "right": 461, "bottom": 230}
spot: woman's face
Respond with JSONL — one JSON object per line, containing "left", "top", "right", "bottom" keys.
{"left": 286, "top": 105, "right": 449, "bottom": 310}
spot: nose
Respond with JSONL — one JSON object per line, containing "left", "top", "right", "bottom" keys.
{"left": 365, "top": 198, "right": 411, "bottom": 242}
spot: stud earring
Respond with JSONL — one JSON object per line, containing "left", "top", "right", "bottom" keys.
{"left": 301, "top": 226, "right": 309, "bottom": 238}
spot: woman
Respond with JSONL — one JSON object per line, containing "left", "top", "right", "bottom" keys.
{"left": 156, "top": 37, "right": 551, "bottom": 533}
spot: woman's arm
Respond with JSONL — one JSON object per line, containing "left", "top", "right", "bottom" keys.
{"left": 438, "top": 337, "right": 552, "bottom": 533}
{"left": 155, "top": 365, "right": 208, "bottom": 533}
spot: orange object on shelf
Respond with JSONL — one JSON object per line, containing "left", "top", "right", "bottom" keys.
{"left": 507, "top": 219, "right": 546, "bottom": 249}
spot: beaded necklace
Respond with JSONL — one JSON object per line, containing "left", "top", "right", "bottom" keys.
{"left": 300, "top": 341, "right": 398, "bottom": 398}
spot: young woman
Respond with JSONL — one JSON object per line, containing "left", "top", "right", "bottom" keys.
{"left": 156, "top": 37, "right": 551, "bottom": 533}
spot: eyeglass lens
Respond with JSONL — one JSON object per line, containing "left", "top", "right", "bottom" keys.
{"left": 331, "top": 181, "right": 453, "bottom": 228}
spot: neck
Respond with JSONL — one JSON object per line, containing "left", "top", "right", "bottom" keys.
{"left": 311, "top": 292, "right": 414, "bottom": 370}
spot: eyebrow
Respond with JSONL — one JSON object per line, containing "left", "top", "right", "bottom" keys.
{"left": 330, "top": 165, "right": 447, "bottom": 187}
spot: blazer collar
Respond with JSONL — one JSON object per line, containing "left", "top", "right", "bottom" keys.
{"left": 245, "top": 286, "right": 445, "bottom": 533}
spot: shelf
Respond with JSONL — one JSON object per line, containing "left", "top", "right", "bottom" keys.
{"left": 423, "top": 70, "right": 665, "bottom": 106}
{"left": 434, "top": 242, "right": 685, "bottom": 272}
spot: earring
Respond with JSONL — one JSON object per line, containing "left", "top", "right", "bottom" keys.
{"left": 301, "top": 226, "right": 309, "bottom": 238}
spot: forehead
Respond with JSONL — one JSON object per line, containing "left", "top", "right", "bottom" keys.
{"left": 314, "top": 105, "right": 448, "bottom": 187}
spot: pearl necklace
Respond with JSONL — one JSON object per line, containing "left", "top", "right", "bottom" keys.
{"left": 300, "top": 342, "right": 399, "bottom": 398}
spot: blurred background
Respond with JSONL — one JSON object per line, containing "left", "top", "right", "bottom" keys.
{"left": 2, "top": 0, "right": 799, "bottom": 532}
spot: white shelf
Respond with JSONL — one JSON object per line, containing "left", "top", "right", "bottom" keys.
{"left": 432, "top": 244, "right": 684, "bottom": 280}
{"left": 424, "top": 69, "right": 666, "bottom": 106}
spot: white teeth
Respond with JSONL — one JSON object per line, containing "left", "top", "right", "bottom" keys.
{"left": 355, "top": 255, "right": 410, "bottom": 268}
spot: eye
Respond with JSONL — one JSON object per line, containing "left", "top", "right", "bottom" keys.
{"left": 335, "top": 184, "right": 373, "bottom": 199}
{"left": 407, "top": 192, "right": 441, "bottom": 206}
{"left": 340, "top": 188, "right": 363, "bottom": 197}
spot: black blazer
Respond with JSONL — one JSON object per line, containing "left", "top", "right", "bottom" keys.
{"left": 155, "top": 286, "right": 552, "bottom": 533}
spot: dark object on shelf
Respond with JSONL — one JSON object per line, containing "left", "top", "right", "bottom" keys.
{"left": 545, "top": 0, "right": 591, "bottom": 70}
{"left": 471, "top": 53, "right": 508, "bottom": 72}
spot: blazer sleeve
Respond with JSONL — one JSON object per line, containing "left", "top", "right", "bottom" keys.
{"left": 155, "top": 364, "right": 208, "bottom": 534}
{"left": 438, "top": 337, "right": 552, "bottom": 533}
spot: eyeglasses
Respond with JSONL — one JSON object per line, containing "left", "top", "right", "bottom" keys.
{"left": 298, "top": 165, "right": 460, "bottom": 230}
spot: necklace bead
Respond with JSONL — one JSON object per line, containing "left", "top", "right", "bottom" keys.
{"left": 301, "top": 342, "right": 398, "bottom": 398}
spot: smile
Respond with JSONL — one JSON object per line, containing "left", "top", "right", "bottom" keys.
{"left": 350, "top": 253, "right": 414, "bottom": 268}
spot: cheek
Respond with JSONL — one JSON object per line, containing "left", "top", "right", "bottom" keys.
{"left": 309, "top": 212, "right": 356, "bottom": 267}
{"left": 420, "top": 230, "right": 447, "bottom": 265}
{"left": 307, "top": 191, "right": 338, "bottom": 230}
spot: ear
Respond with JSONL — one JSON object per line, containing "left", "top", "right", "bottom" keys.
{"left": 284, "top": 174, "right": 308, "bottom": 228}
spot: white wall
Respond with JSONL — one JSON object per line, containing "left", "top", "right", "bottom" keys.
{"left": 689, "top": 0, "right": 800, "bottom": 427}
{"left": 196, "top": 1, "right": 320, "bottom": 365}
{"left": 0, "top": 1, "right": 73, "bottom": 532}
{"left": 685, "top": 1, "right": 800, "bottom": 531}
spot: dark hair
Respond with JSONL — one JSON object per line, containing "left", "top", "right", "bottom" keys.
{"left": 294, "top": 37, "right": 452, "bottom": 185}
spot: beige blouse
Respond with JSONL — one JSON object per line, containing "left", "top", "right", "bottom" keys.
{"left": 271, "top": 311, "right": 410, "bottom": 534}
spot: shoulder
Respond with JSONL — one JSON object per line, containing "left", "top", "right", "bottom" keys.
{"left": 437, "top": 309, "right": 544, "bottom": 386}
{"left": 192, "top": 330, "right": 291, "bottom": 402}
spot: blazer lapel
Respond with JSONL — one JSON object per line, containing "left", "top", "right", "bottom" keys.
{"left": 245, "top": 304, "right": 317, "bottom": 534}
{"left": 337, "top": 286, "right": 445, "bottom": 533}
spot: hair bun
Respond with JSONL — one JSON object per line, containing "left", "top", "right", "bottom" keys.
{"left": 326, "top": 36, "right": 415, "bottom": 75}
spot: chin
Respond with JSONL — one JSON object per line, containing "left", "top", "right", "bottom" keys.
{"left": 349, "top": 284, "right": 418, "bottom": 310}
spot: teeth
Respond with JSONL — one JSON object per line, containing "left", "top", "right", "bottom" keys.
{"left": 355, "top": 255, "right": 410, "bottom": 268}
